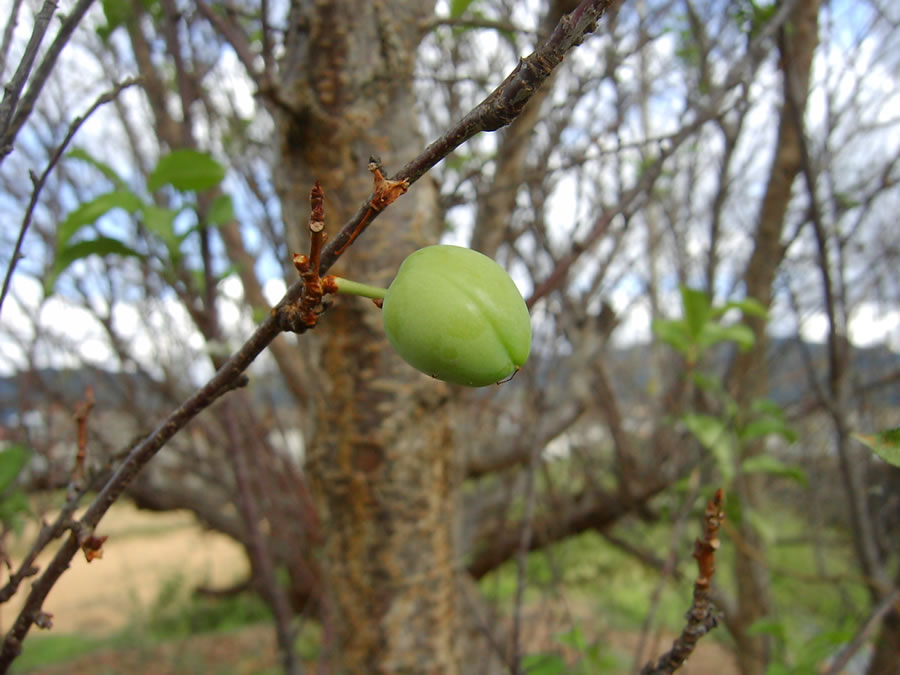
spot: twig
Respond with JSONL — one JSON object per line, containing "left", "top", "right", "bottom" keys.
{"left": 0, "top": 77, "right": 142, "bottom": 318}
{"left": 510, "top": 438, "right": 545, "bottom": 674}
{"left": 0, "top": 0, "right": 25, "bottom": 80}
{"left": 823, "top": 588, "right": 900, "bottom": 675}
{"left": 317, "top": 0, "right": 617, "bottom": 274}
{"left": 288, "top": 181, "right": 334, "bottom": 330}
{"left": 632, "top": 471, "right": 701, "bottom": 673}
{"left": 68, "top": 386, "right": 95, "bottom": 494}
{"left": 0, "top": 0, "right": 98, "bottom": 163}
{"left": 0, "top": 0, "right": 56, "bottom": 144}
{"left": 641, "top": 489, "right": 725, "bottom": 674}
{"left": 0, "top": 352, "right": 253, "bottom": 667}
{"left": 0, "top": 2, "right": 619, "bottom": 667}
{"left": 224, "top": 406, "right": 302, "bottom": 675}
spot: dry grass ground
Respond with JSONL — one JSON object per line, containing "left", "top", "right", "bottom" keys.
{"left": 4, "top": 501, "right": 249, "bottom": 635}
{"left": 5, "top": 503, "right": 738, "bottom": 673}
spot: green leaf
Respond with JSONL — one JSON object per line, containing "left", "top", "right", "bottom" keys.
{"left": 718, "top": 297, "right": 768, "bottom": 319}
{"left": 141, "top": 205, "right": 179, "bottom": 249}
{"left": 522, "top": 653, "right": 567, "bottom": 675}
{"left": 747, "top": 617, "right": 787, "bottom": 645}
{"left": 148, "top": 150, "right": 225, "bottom": 192}
{"left": 745, "top": 507, "right": 777, "bottom": 545}
{"left": 207, "top": 194, "right": 234, "bottom": 226}
{"left": 450, "top": 0, "right": 479, "bottom": 18}
{"left": 699, "top": 322, "right": 755, "bottom": 351}
{"left": 556, "top": 626, "right": 587, "bottom": 652}
{"left": 854, "top": 428, "right": 900, "bottom": 467}
{"left": 683, "top": 413, "right": 735, "bottom": 483}
{"left": 57, "top": 190, "right": 143, "bottom": 249}
{"left": 46, "top": 237, "right": 143, "bottom": 293}
{"left": 97, "top": 0, "right": 132, "bottom": 39}
{"left": 724, "top": 490, "right": 743, "bottom": 526}
{"left": 680, "top": 286, "right": 712, "bottom": 339}
{"left": 0, "top": 490, "right": 30, "bottom": 533}
{"left": 67, "top": 148, "right": 128, "bottom": 189}
{"left": 691, "top": 372, "right": 723, "bottom": 394}
{"left": 740, "top": 455, "right": 807, "bottom": 486}
{"left": 652, "top": 318, "right": 691, "bottom": 356}
{"left": 740, "top": 416, "right": 797, "bottom": 443}
{"left": 0, "top": 445, "right": 29, "bottom": 493}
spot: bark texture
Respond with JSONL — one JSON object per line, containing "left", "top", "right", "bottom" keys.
{"left": 727, "top": 1, "right": 821, "bottom": 673}
{"left": 276, "top": 2, "right": 462, "bottom": 672}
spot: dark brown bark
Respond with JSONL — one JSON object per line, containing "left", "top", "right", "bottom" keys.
{"left": 277, "top": 3, "right": 460, "bottom": 672}
{"left": 726, "top": 1, "right": 821, "bottom": 673}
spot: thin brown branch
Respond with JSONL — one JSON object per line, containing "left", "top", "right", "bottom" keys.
{"left": 0, "top": 0, "right": 97, "bottom": 163}
{"left": 69, "top": 386, "right": 95, "bottom": 492}
{"left": 317, "top": 0, "right": 617, "bottom": 274}
{"left": 224, "top": 405, "right": 302, "bottom": 675}
{"left": 0, "top": 3, "right": 622, "bottom": 666}
{"left": 467, "top": 476, "right": 673, "bottom": 580}
{"left": 641, "top": 488, "right": 725, "bottom": 674}
{"left": 0, "top": 0, "right": 26, "bottom": 80}
{"left": 824, "top": 588, "right": 900, "bottom": 675}
{"left": 0, "top": 337, "right": 256, "bottom": 667}
{"left": 0, "top": 0, "right": 56, "bottom": 146}
{"left": 511, "top": 436, "right": 544, "bottom": 674}
{"left": 195, "top": 0, "right": 261, "bottom": 84}
{"left": 632, "top": 471, "right": 701, "bottom": 672}
{"left": 0, "top": 76, "right": 142, "bottom": 317}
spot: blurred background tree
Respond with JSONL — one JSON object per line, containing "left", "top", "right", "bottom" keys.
{"left": 0, "top": 0, "right": 898, "bottom": 673}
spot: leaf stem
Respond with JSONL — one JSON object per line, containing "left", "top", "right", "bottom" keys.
{"left": 333, "top": 277, "right": 388, "bottom": 300}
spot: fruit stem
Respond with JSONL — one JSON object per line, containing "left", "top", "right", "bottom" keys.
{"left": 333, "top": 277, "right": 388, "bottom": 300}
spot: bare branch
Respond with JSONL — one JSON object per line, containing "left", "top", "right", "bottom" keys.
{"left": 0, "top": 0, "right": 57, "bottom": 146}
{"left": 0, "top": 3, "right": 620, "bottom": 665}
{"left": 0, "top": 0, "right": 97, "bottom": 163}
{"left": 0, "top": 0, "right": 26, "bottom": 79}
{"left": 317, "top": 0, "right": 618, "bottom": 273}
{"left": 641, "top": 489, "right": 725, "bottom": 674}
{"left": 0, "top": 77, "right": 141, "bottom": 318}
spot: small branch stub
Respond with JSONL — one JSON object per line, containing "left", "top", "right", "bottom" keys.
{"left": 641, "top": 488, "right": 725, "bottom": 675}
{"left": 368, "top": 157, "right": 409, "bottom": 212}
{"left": 283, "top": 182, "right": 333, "bottom": 331}
{"left": 69, "top": 386, "right": 95, "bottom": 495}
{"left": 75, "top": 525, "right": 108, "bottom": 563}
{"left": 333, "top": 158, "right": 409, "bottom": 256}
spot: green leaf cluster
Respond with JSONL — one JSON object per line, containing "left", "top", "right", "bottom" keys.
{"left": 854, "top": 427, "right": 900, "bottom": 467}
{"left": 47, "top": 148, "right": 231, "bottom": 294}
{"left": 522, "top": 625, "right": 625, "bottom": 674}
{"left": 97, "top": 0, "right": 161, "bottom": 41}
{"left": 653, "top": 287, "right": 804, "bottom": 489}
{"left": 652, "top": 286, "right": 766, "bottom": 365}
{"left": 0, "top": 444, "right": 31, "bottom": 534}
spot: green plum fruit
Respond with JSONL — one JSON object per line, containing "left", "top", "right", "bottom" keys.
{"left": 382, "top": 245, "right": 531, "bottom": 386}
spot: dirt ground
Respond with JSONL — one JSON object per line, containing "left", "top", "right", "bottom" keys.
{"left": 4, "top": 501, "right": 249, "bottom": 635}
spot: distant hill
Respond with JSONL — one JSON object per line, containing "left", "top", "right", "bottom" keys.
{"left": 1, "top": 339, "right": 897, "bottom": 425}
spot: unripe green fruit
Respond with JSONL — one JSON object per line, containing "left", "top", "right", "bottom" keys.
{"left": 382, "top": 245, "right": 531, "bottom": 386}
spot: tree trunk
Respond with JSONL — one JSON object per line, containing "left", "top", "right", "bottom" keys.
{"left": 276, "top": 2, "right": 465, "bottom": 672}
{"left": 726, "top": 1, "right": 821, "bottom": 673}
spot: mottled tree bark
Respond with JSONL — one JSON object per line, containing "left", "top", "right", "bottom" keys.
{"left": 726, "top": 1, "right": 821, "bottom": 673}
{"left": 276, "top": 2, "right": 464, "bottom": 672}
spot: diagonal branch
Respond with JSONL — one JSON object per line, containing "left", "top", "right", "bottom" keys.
{"left": 0, "top": 0, "right": 97, "bottom": 163}
{"left": 317, "top": 0, "right": 617, "bottom": 273}
{"left": 0, "top": 2, "right": 619, "bottom": 667}
{"left": 641, "top": 489, "right": 726, "bottom": 674}
{"left": 0, "top": 77, "right": 141, "bottom": 318}
{"left": 0, "top": 0, "right": 56, "bottom": 145}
